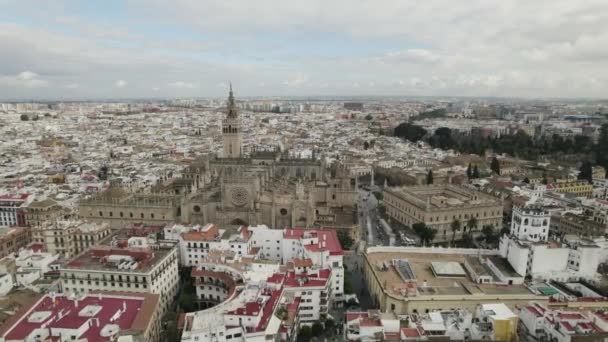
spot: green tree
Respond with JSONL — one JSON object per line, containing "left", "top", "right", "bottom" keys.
{"left": 523, "top": 177, "right": 530, "bottom": 184}
{"left": 179, "top": 292, "right": 198, "bottom": 312}
{"left": 482, "top": 225, "right": 495, "bottom": 241}
{"left": 429, "top": 127, "right": 455, "bottom": 150}
{"left": 472, "top": 165, "right": 480, "bottom": 179}
{"left": 450, "top": 219, "right": 461, "bottom": 245}
{"left": 337, "top": 230, "right": 354, "bottom": 250}
{"left": 365, "top": 114, "right": 373, "bottom": 120}
{"left": 394, "top": 123, "right": 427, "bottom": 142}
{"left": 311, "top": 322, "right": 324, "bottom": 336}
{"left": 426, "top": 170, "right": 434, "bottom": 185}
{"left": 344, "top": 276, "right": 354, "bottom": 294}
{"left": 466, "top": 163, "right": 472, "bottom": 178}
{"left": 299, "top": 326, "right": 313, "bottom": 340}
{"left": 467, "top": 217, "right": 478, "bottom": 233}
{"left": 542, "top": 172, "right": 548, "bottom": 185}
{"left": 363, "top": 141, "right": 370, "bottom": 150}
{"left": 325, "top": 318, "right": 335, "bottom": 330}
{"left": 490, "top": 157, "right": 500, "bottom": 175}
{"left": 597, "top": 124, "right": 608, "bottom": 177}
{"left": 416, "top": 108, "right": 447, "bottom": 120}
{"left": 578, "top": 161, "right": 593, "bottom": 183}
{"left": 20, "top": 114, "right": 29, "bottom": 121}
{"left": 413, "top": 222, "right": 437, "bottom": 246}
{"left": 461, "top": 232, "right": 474, "bottom": 248}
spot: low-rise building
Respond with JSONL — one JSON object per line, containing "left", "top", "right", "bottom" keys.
{"left": 363, "top": 246, "right": 541, "bottom": 315}
{"left": 0, "top": 227, "right": 30, "bottom": 259}
{"left": 344, "top": 303, "right": 518, "bottom": 342}
{"left": 0, "top": 291, "right": 162, "bottom": 342}
{"left": 383, "top": 185, "right": 503, "bottom": 242}
{"left": 547, "top": 181, "right": 593, "bottom": 198}
{"left": 520, "top": 301, "right": 608, "bottom": 342}
{"left": 551, "top": 212, "right": 607, "bottom": 238}
{"left": 13, "top": 246, "right": 59, "bottom": 287}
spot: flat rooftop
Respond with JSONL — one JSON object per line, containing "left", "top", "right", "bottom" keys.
{"left": 366, "top": 250, "right": 533, "bottom": 299}
{"left": 386, "top": 185, "right": 501, "bottom": 210}
{"left": 0, "top": 292, "right": 158, "bottom": 341}
{"left": 61, "top": 230, "right": 176, "bottom": 273}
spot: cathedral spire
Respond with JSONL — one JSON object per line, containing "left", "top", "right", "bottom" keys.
{"left": 227, "top": 82, "right": 238, "bottom": 118}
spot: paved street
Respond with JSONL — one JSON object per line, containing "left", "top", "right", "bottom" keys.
{"left": 357, "top": 188, "right": 391, "bottom": 246}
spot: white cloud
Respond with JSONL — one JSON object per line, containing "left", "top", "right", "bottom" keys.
{"left": 167, "top": 81, "right": 198, "bottom": 89}
{"left": 0, "top": 70, "right": 48, "bottom": 88}
{"left": 0, "top": 1, "right": 607, "bottom": 98}
{"left": 283, "top": 72, "right": 308, "bottom": 87}
{"left": 65, "top": 82, "right": 79, "bottom": 89}
{"left": 115, "top": 80, "right": 127, "bottom": 88}
{"left": 382, "top": 49, "right": 441, "bottom": 64}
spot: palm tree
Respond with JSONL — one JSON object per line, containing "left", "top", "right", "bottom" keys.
{"left": 451, "top": 219, "right": 461, "bottom": 246}
{"left": 467, "top": 217, "right": 478, "bottom": 233}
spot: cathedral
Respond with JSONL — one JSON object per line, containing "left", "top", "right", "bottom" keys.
{"left": 79, "top": 86, "right": 358, "bottom": 229}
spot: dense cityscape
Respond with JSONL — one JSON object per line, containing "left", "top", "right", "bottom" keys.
{"left": 1, "top": 1, "right": 608, "bottom": 342}
{"left": 1, "top": 90, "right": 608, "bottom": 342}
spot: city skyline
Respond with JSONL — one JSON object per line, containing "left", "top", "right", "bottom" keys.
{"left": 1, "top": 0, "right": 607, "bottom": 99}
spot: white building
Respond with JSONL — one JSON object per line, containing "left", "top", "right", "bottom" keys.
{"left": 510, "top": 206, "right": 550, "bottom": 242}
{"left": 167, "top": 223, "right": 258, "bottom": 266}
{"left": 500, "top": 207, "right": 602, "bottom": 281}
{"left": 14, "top": 247, "right": 59, "bottom": 286}
{"left": 520, "top": 301, "right": 607, "bottom": 342}
{"left": 0, "top": 291, "right": 163, "bottom": 342}
{"left": 181, "top": 227, "right": 346, "bottom": 342}
{"left": 59, "top": 227, "right": 179, "bottom": 314}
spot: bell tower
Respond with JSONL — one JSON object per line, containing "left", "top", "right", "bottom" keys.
{"left": 222, "top": 84, "right": 243, "bottom": 158}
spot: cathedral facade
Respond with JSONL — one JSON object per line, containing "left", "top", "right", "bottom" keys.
{"left": 79, "top": 86, "right": 358, "bottom": 229}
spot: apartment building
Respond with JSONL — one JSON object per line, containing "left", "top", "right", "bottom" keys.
{"left": 25, "top": 198, "right": 66, "bottom": 228}
{"left": 180, "top": 227, "right": 345, "bottom": 342}
{"left": 32, "top": 220, "right": 111, "bottom": 259}
{"left": 59, "top": 228, "right": 179, "bottom": 314}
{"left": 0, "top": 291, "right": 162, "bottom": 342}
{"left": 164, "top": 223, "right": 253, "bottom": 266}
{"left": 0, "top": 194, "right": 29, "bottom": 227}
{"left": 0, "top": 227, "right": 30, "bottom": 259}
{"left": 547, "top": 180, "right": 593, "bottom": 198}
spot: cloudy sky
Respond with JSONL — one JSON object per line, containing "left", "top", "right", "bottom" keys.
{"left": 1, "top": 0, "right": 607, "bottom": 99}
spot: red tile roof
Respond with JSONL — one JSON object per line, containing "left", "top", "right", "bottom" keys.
{"left": 346, "top": 312, "right": 369, "bottom": 322}
{"left": 283, "top": 229, "right": 344, "bottom": 256}
{"left": 558, "top": 312, "right": 584, "bottom": 320}
{"left": 0, "top": 292, "right": 158, "bottom": 341}
{"left": 402, "top": 327, "right": 421, "bottom": 338}
{"left": 526, "top": 306, "right": 542, "bottom": 318}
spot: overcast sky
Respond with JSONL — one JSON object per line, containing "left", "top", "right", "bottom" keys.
{"left": 0, "top": 0, "right": 607, "bottom": 99}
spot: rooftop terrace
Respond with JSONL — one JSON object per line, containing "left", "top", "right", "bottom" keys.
{"left": 366, "top": 249, "right": 533, "bottom": 299}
